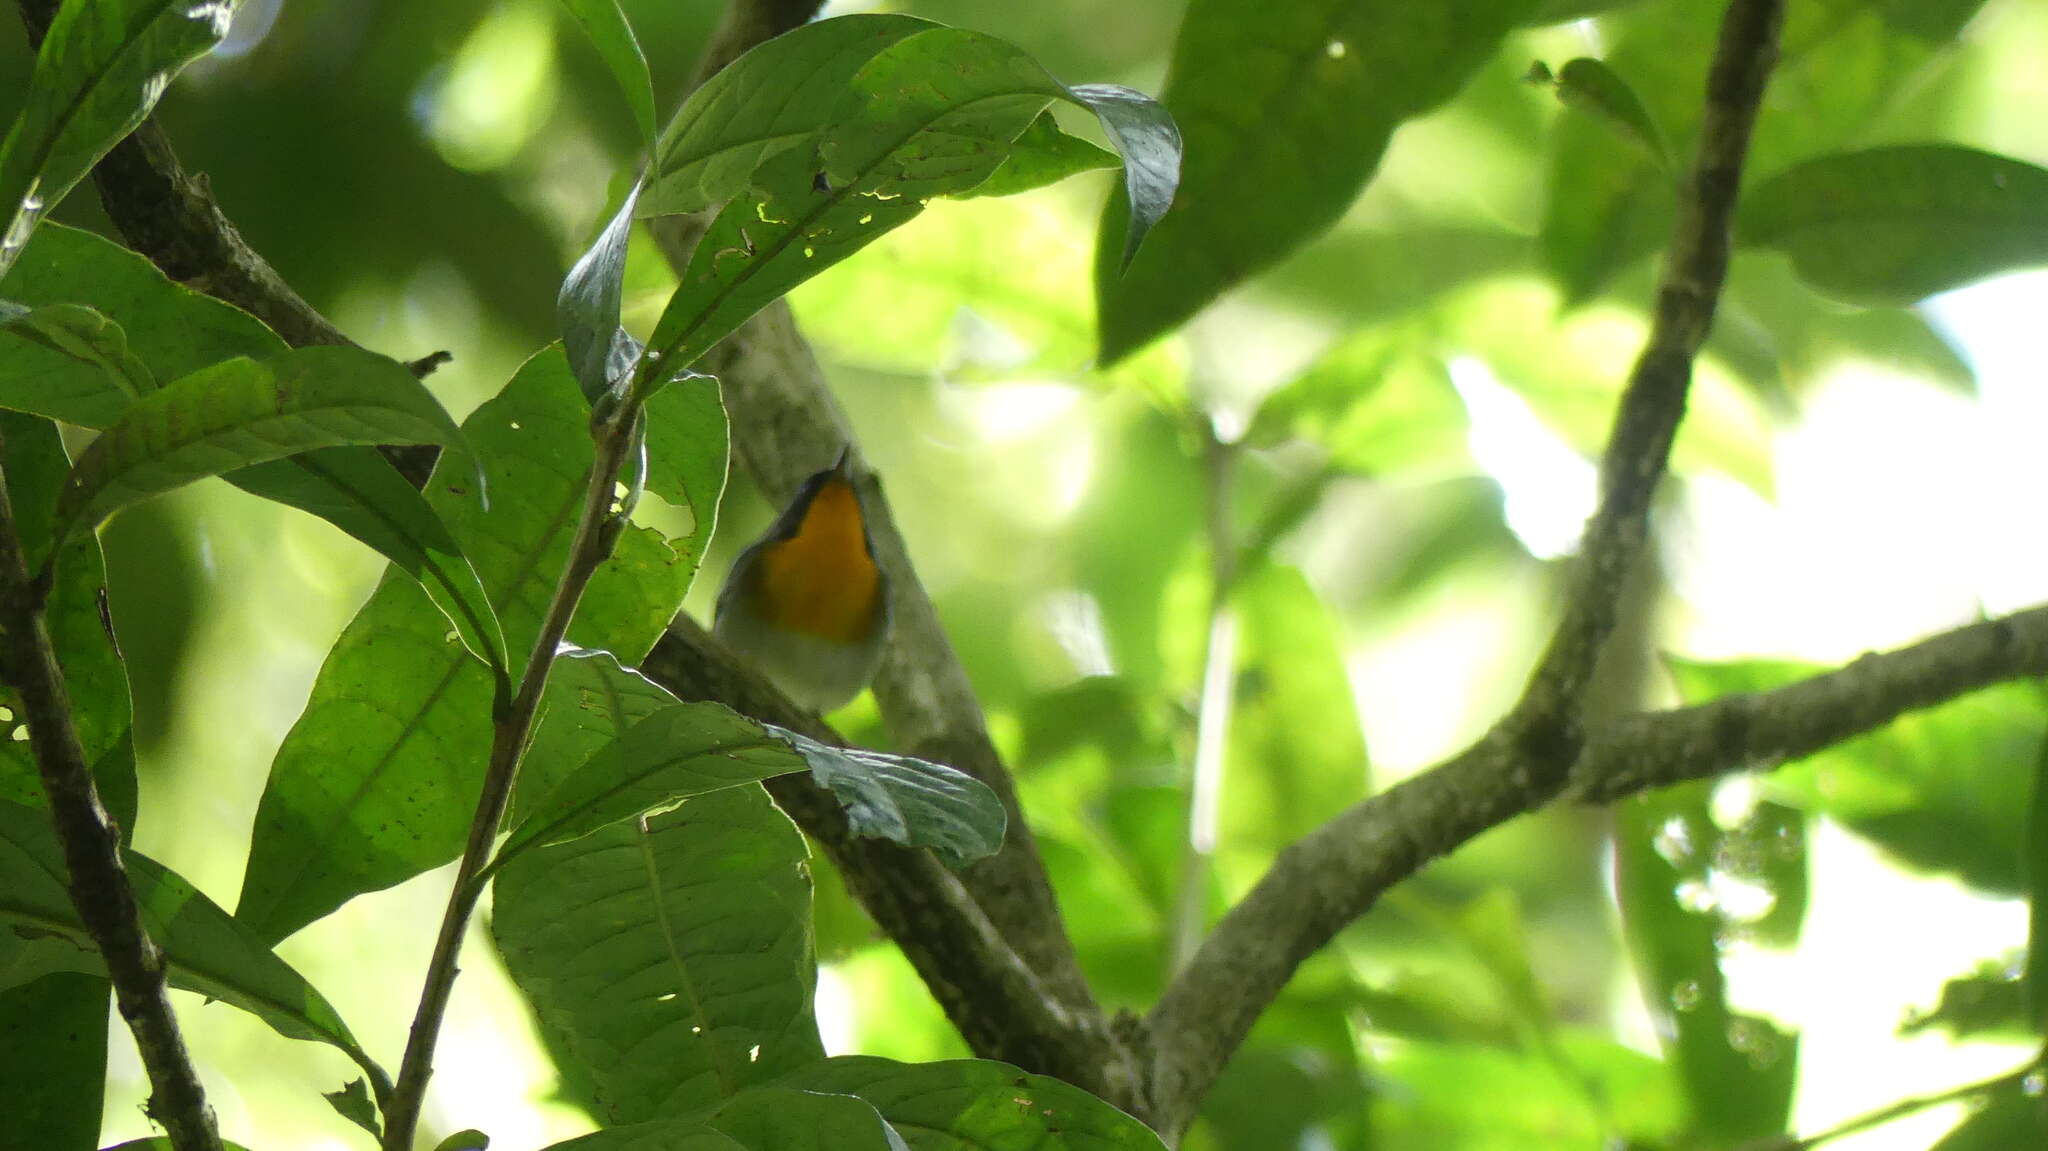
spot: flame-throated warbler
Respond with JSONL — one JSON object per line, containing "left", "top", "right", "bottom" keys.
{"left": 714, "top": 448, "right": 891, "bottom": 712}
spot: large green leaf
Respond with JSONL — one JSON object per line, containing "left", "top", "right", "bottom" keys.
{"left": 769, "top": 727, "right": 1005, "bottom": 868}
{"left": 775, "top": 1057, "right": 1170, "bottom": 1150}
{"left": 53, "top": 345, "right": 470, "bottom": 541}
{"left": 1094, "top": 0, "right": 1536, "bottom": 363}
{"left": 0, "top": 0, "right": 233, "bottom": 281}
{"left": 493, "top": 786, "right": 824, "bottom": 1126}
{"left": 0, "top": 970, "right": 108, "bottom": 1150}
{"left": 1738, "top": 146, "right": 2048, "bottom": 305}
{"left": 638, "top": 14, "right": 932, "bottom": 218}
{"left": 0, "top": 799, "right": 385, "bottom": 1092}
{"left": 646, "top": 24, "right": 1174, "bottom": 373}
{"left": 235, "top": 350, "right": 723, "bottom": 943}
{"left": 1540, "top": 0, "right": 1961, "bottom": 303}
{"left": 493, "top": 702, "right": 802, "bottom": 871}
{"left": 555, "top": 0, "right": 656, "bottom": 147}
{"left": 0, "top": 224, "right": 278, "bottom": 429}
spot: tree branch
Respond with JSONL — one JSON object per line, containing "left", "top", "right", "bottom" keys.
{"left": 0, "top": 441, "right": 222, "bottom": 1151}
{"left": 657, "top": 0, "right": 1099, "bottom": 1017}
{"left": 1145, "top": 0, "right": 1785, "bottom": 1132}
{"left": 642, "top": 616, "right": 1144, "bottom": 1110}
{"left": 15, "top": 0, "right": 445, "bottom": 484}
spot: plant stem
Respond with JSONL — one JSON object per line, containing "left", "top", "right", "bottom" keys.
{"left": 1735, "top": 1058, "right": 2044, "bottom": 1151}
{"left": 380, "top": 405, "right": 643, "bottom": 1150}
{"left": 0, "top": 437, "right": 224, "bottom": 1151}
{"left": 1169, "top": 419, "right": 1238, "bottom": 975}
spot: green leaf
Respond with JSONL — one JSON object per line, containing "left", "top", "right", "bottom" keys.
{"left": 324, "top": 1077, "right": 382, "bottom": 1140}
{"left": 541, "top": 1089, "right": 906, "bottom": 1151}
{"left": 1066, "top": 83, "right": 1180, "bottom": 272}
{"left": 103, "top": 1140, "right": 256, "bottom": 1151}
{"left": 0, "top": 223, "right": 279, "bottom": 429}
{"left": 1221, "top": 564, "right": 1369, "bottom": 866}
{"left": 228, "top": 446, "right": 509, "bottom": 673}
{"left": 0, "top": 300, "right": 154, "bottom": 398}
{"left": 0, "top": 799, "right": 387, "bottom": 1094}
{"left": 953, "top": 110, "right": 1118, "bottom": 202}
{"left": 1094, "top": 0, "right": 1536, "bottom": 363}
{"left": 1738, "top": 146, "right": 2048, "bottom": 305}
{"left": 647, "top": 27, "right": 1062, "bottom": 370}
{"left": 492, "top": 786, "right": 824, "bottom": 1125}
{"left": 1929, "top": 1084, "right": 2048, "bottom": 1149}
{"left": 1247, "top": 325, "right": 1472, "bottom": 477}
{"left": 54, "top": 345, "right": 470, "bottom": 540}
{"left": 0, "top": 0, "right": 234, "bottom": 281}
{"left": 555, "top": 0, "right": 656, "bottom": 147}
{"left": 639, "top": 14, "right": 933, "bottom": 219}
{"left": 705, "top": 1088, "right": 905, "bottom": 1151}
{"left": 0, "top": 971, "right": 108, "bottom": 1150}
{"left": 768, "top": 726, "right": 1006, "bottom": 868}
{"left": 560, "top": 183, "right": 645, "bottom": 403}
{"left": 1551, "top": 58, "right": 1668, "bottom": 169}
{"left": 0, "top": 226, "right": 503, "bottom": 668}
{"left": 236, "top": 350, "right": 719, "bottom": 943}
{"left": 542, "top": 1127, "right": 744, "bottom": 1151}
{"left": 514, "top": 647, "right": 681, "bottom": 820}
{"left": 0, "top": 413, "right": 134, "bottom": 813}
{"left": 494, "top": 701, "right": 804, "bottom": 872}
{"left": 434, "top": 1130, "right": 491, "bottom": 1151}
{"left": 1614, "top": 785, "right": 1799, "bottom": 1144}
{"left": 1541, "top": 0, "right": 1961, "bottom": 302}
{"left": 775, "top": 1057, "right": 1171, "bottom": 1149}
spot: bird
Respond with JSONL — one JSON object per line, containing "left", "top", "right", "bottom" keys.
{"left": 714, "top": 447, "right": 891, "bottom": 713}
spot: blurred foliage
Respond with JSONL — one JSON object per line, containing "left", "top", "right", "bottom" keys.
{"left": 6, "top": 0, "right": 2048, "bottom": 1148}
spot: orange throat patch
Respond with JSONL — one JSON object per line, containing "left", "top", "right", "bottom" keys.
{"left": 750, "top": 479, "right": 882, "bottom": 644}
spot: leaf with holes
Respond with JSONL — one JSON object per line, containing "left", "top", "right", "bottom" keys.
{"left": 768, "top": 726, "right": 1004, "bottom": 868}
{"left": 638, "top": 13, "right": 932, "bottom": 218}
{"left": 493, "top": 786, "right": 823, "bottom": 1125}
{"left": 953, "top": 110, "right": 1119, "bottom": 201}
{"left": 646, "top": 24, "right": 1175, "bottom": 372}
{"left": 0, "top": 0, "right": 235, "bottom": 280}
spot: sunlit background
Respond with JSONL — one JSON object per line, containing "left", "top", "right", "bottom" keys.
{"left": 5, "top": 0, "right": 2046, "bottom": 1147}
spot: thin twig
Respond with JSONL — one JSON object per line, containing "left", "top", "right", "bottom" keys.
{"left": 1734, "top": 1058, "right": 2044, "bottom": 1151}
{"left": 0, "top": 438, "right": 223, "bottom": 1151}
{"left": 1170, "top": 419, "right": 1238, "bottom": 975}
{"left": 380, "top": 404, "right": 645, "bottom": 1150}
{"left": 1144, "top": 0, "right": 1785, "bottom": 1134}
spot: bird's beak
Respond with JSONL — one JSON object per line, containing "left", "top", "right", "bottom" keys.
{"left": 831, "top": 445, "right": 855, "bottom": 479}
